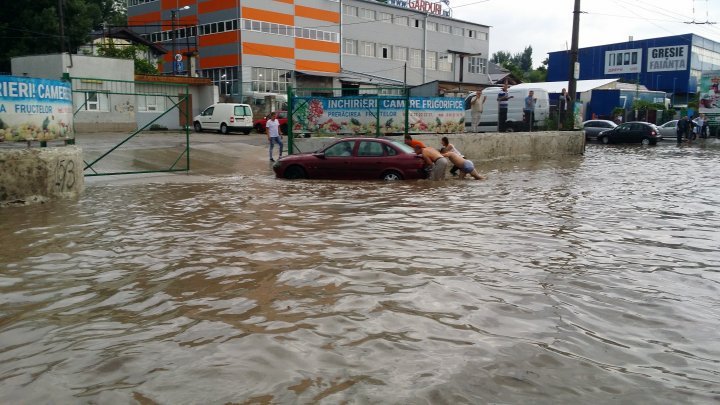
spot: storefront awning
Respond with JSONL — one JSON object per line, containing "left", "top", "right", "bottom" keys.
{"left": 295, "top": 70, "right": 340, "bottom": 77}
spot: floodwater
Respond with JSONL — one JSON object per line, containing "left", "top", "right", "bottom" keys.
{"left": 1, "top": 142, "right": 720, "bottom": 404}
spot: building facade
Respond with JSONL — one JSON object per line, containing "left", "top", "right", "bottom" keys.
{"left": 547, "top": 34, "right": 720, "bottom": 106}
{"left": 126, "top": 0, "right": 490, "bottom": 104}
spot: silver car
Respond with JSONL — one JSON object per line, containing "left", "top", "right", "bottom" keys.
{"left": 657, "top": 120, "right": 678, "bottom": 138}
{"left": 582, "top": 120, "right": 617, "bottom": 141}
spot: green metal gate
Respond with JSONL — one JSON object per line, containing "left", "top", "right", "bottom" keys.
{"left": 68, "top": 76, "right": 191, "bottom": 176}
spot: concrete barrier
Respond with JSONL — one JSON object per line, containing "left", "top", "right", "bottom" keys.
{"left": 292, "top": 131, "right": 585, "bottom": 162}
{"left": 0, "top": 146, "right": 84, "bottom": 205}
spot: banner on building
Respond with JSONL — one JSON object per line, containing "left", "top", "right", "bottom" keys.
{"left": 647, "top": 45, "right": 688, "bottom": 72}
{"left": 0, "top": 76, "right": 74, "bottom": 142}
{"left": 604, "top": 48, "right": 642, "bottom": 74}
{"left": 291, "top": 96, "right": 465, "bottom": 135}
{"left": 699, "top": 70, "right": 720, "bottom": 114}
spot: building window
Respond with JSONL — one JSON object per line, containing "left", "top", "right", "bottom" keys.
{"left": 379, "top": 12, "right": 392, "bottom": 23}
{"left": 379, "top": 44, "right": 391, "bottom": 59}
{"left": 359, "top": 41, "right": 375, "bottom": 57}
{"left": 438, "top": 24, "right": 450, "bottom": 34}
{"left": 427, "top": 22, "right": 437, "bottom": 31}
{"left": 438, "top": 53, "right": 452, "bottom": 71}
{"left": 394, "top": 46, "right": 408, "bottom": 61}
{"left": 453, "top": 27, "right": 464, "bottom": 36}
{"left": 478, "top": 32, "right": 488, "bottom": 41}
{"left": 137, "top": 95, "right": 166, "bottom": 112}
{"left": 86, "top": 92, "right": 99, "bottom": 111}
{"left": 359, "top": 8, "right": 375, "bottom": 20}
{"left": 467, "top": 30, "right": 474, "bottom": 38}
{"left": 343, "top": 39, "right": 357, "bottom": 55}
{"left": 395, "top": 16, "right": 408, "bottom": 26}
{"left": 426, "top": 51, "right": 437, "bottom": 70}
{"left": 343, "top": 5, "right": 358, "bottom": 16}
{"left": 412, "top": 18, "right": 423, "bottom": 28}
{"left": 250, "top": 67, "right": 291, "bottom": 93}
{"left": 469, "top": 56, "right": 487, "bottom": 74}
{"left": 410, "top": 49, "right": 422, "bottom": 68}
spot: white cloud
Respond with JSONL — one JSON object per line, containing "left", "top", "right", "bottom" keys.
{"left": 452, "top": 0, "right": 720, "bottom": 68}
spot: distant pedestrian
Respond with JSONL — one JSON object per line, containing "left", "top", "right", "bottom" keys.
{"left": 693, "top": 115, "right": 705, "bottom": 142}
{"left": 676, "top": 115, "right": 689, "bottom": 145}
{"left": 470, "top": 89, "right": 486, "bottom": 132}
{"left": 266, "top": 112, "right": 283, "bottom": 161}
{"left": 558, "top": 88, "right": 571, "bottom": 129}
{"left": 497, "top": 83, "right": 513, "bottom": 132}
{"left": 523, "top": 90, "right": 537, "bottom": 131}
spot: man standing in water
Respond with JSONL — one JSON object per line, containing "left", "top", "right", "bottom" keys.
{"left": 266, "top": 112, "right": 283, "bottom": 161}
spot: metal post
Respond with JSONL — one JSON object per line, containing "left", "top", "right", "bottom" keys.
{"left": 567, "top": 0, "right": 581, "bottom": 128}
{"left": 288, "top": 86, "right": 294, "bottom": 154}
{"left": 171, "top": 10, "right": 177, "bottom": 75}
{"left": 58, "top": 0, "right": 66, "bottom": 53}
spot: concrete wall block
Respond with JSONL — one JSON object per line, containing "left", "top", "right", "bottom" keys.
{"left": 0, "top": 146, "right": 85, "bottom": 204}
{"left": 292, "top": 131, "right": 585, "bottom": 163}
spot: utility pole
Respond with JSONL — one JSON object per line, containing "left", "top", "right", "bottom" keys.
{"left": 567, "top": 0, "right": 581, "bottom": 128}
{"left": 58, "top": 0, "right": 66, "bottom": 53}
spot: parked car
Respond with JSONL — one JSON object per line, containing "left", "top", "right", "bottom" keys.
{"left": 582, "top": 119, "right": 617, "bottom": 140}
{"left": 193, "top": 103, "right": 253, "bottom": 134}
{"left": 273, "top": 137, "right": 425, "bottom": 180}
{"left": 464, "top": 87, "right": 550, "bottom": 132}
{"left": 657, "top": 120, "right": 678, "bottom": 138}
{"left": 597, "top": 121, "right": 662, "bottom": 145}
{"left": 254, "top": 111, "right": 288, "bottom": 134}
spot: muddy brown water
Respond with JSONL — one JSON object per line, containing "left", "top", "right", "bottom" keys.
{"left": 1, "top": 142, "right": 720, "bottom": 404}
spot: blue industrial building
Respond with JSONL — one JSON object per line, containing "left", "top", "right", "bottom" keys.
{"left": 547, "top": 34, "right": 720, "bottom": 107}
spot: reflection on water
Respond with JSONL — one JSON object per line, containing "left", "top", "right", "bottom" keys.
{"left": 1, "top": 143, "right": 720, "bottom": 403}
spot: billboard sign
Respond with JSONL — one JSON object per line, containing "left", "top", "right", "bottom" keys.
{"left": 604, "top": 48, "right": 642, "bottom": 74}
{"left": 383, "top": 0, "right": 452, "bottom": 17}
{"left": 291, "top": 97, "right": 465, "bottom": 135}
{"left": 647, "top": 45, "right": 688, "bottom": 72}
{"left": 699, "top": 70, "right": 720, "bottom": 114}
{"left": 0, "top": 76, "right": 74, "bottom": 142}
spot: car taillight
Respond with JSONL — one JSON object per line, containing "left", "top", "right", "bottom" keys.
{"left": 230, "top": 117, "right": 235, "bottom": 123}
{"left": 651, "top": 130, "right": 657, "bottom": 136}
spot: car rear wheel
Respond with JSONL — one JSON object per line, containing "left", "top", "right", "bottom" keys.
{"left": 382, "top": 170, "right": 403, "bottom": 181}
{"left": 641, "top": 138, "right": 650, "bottom": 145}
{"left": 284, "top": 165, "right": 307, "bottom": 180}
{"left": 220, "top": 123, "right": 229, "bottom": 135}
{"left": 600, "top": 136, "right": 610, "bottom": 144}
{"left": 194, "top": 122, "right": 203, "bottom": 132}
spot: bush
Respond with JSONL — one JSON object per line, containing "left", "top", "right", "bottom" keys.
{"left": 149, "top": 124, "right": 168, "bottom": 131}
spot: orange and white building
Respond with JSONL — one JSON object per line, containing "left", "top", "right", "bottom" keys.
{"left": 128, "top": 0, "right": 490, "bottom": 101}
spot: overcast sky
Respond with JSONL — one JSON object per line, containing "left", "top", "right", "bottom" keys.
{"left": 453, "top": 0, "right": 720, "bottom": 68}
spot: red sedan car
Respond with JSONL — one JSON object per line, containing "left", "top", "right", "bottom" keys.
{"left": 273, "top": 137, "right": 426, "bottom": 180}
{"left": 254, "top": 111, "right": 288, "bottom": 134}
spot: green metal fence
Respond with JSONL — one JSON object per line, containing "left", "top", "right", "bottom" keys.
{"left": 68, "top": 76, "right": 191, "bottom": 177}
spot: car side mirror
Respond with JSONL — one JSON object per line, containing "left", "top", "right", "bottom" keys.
{"left": 313, "top": 152, "right": 325, "bottom": 159}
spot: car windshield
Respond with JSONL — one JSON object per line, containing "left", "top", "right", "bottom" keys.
{"left": 390, "top": 140, "right": 415, "bottom": 154}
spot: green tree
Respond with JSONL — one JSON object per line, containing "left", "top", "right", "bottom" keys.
{"left": 96, "top": 40, "right": 158, "bottom": 74}
{"left": 0, "top": 0, "right": 125, "bottom": 73}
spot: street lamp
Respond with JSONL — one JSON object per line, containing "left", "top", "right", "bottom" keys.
{"left": 171, "top": 5, "right": 190, "bottom": 75}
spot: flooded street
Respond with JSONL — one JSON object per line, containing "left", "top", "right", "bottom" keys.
{"left": 1, "top": 142, "right": 720, "bottom": 404}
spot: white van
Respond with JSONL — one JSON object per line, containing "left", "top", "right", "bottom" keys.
{"left": 193, "top": 103, "right": 253, "bottom": 134}
{"left": 464, "top": 87, "right": 549, "bottom": 132}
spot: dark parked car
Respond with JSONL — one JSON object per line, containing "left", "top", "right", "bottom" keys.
{"left": 254, "top": 111, "right": 288, "bottom": 134}
{"left": 582, "top": 119, "right": 617, "bottom": 140}
{"left": 273, "top": 137, "right": 425, "bottom": 180}
{"left": 597, "top": 121, "right": 662, "bottom": 145}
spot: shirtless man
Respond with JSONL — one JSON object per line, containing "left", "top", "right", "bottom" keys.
{"left": 442, "top": 151, "right": 485, "bottom": 180}
{"left": 414, "top": 145, "right": 448, "bottom": 181}
{"left": 440, "top": 136, "right": 463, "bottom": 176}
